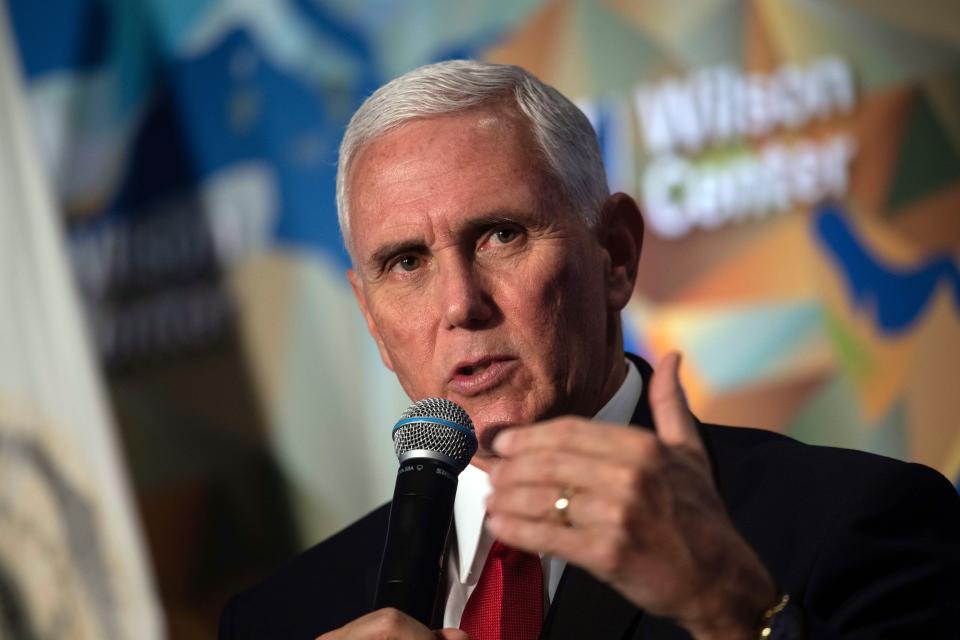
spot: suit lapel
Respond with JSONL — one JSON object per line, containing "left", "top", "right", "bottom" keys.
{"left": 542, "top": 565, "right": 640, "bottom": 639}
{"left": 626, "top": 354, "right": 656, "bottom": 432}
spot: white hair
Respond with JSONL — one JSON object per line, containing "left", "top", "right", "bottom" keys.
{"left": 336, "top": 59, "right": 609, "bottom": 256}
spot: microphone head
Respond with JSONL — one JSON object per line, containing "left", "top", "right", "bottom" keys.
{"left": 392, "top": 398, "right": 478, "bottom": 473}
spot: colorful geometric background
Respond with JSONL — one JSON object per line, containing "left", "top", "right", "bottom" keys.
{"left": 5, "top": 0, "right": 959, "bottom": 637}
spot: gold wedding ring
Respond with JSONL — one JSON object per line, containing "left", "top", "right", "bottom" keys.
{"left": 554, "top": 487, "right": 573, "bottom": 527}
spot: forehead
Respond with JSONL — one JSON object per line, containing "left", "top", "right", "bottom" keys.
{"left": 346, "top": 109, "right": 554, "bottom": 247}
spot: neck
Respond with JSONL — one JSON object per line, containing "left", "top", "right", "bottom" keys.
{"left": 590, "top": 316, "right": 627, "bottom": 416}
{"left": 593, "top": 348, "right": 628, "bottom": 417}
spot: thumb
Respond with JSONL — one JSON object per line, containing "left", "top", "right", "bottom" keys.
{"left": 650, "top": 351, "right": 702, "bottom": 450}
{"left": 436, "top": 630, "right": 469, "bottom": 640}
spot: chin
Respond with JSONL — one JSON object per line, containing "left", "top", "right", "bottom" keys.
{"left": 471, "top": 421, "right": 513, "bottom": 454}
{"left": 470, "top": 409, "right": 543, "bottom": 455}
{"left": 468, "top": 402, "right": 526, "bottom": 427}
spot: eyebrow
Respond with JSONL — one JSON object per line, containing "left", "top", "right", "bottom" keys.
{"left": 362, "top": 209, "right": 540, "bottom": 272}
{"left": 366, "top": 239, "right": 426, "bottom": 272}
{"left": 464, "top": 212, "right": 526, "bottom": 232}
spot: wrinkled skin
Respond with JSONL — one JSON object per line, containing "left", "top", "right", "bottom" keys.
{"left": 341, "top": 108, "right": 776, "bottom": 639}
{"left": 347, "top": 107, "right": 634, "bottom": 469}
{"left": 486, "top": 352, "right": 777, "bottom": 638}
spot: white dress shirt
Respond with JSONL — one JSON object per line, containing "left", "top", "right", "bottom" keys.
{"left": 442, "top": 359, "right": 643, "bottom": 627}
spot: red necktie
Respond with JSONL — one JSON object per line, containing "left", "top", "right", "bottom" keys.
{"left": 459, "top": 540, "right": 544, "bottom": 640}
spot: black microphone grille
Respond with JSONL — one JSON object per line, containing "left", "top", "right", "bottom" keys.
{"left": 392, "top": 398, "right": 478, "bottom": 473}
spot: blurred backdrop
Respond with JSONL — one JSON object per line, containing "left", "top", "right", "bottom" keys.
{"left": 1, "top": 0, "right": 958, "bottom": 638}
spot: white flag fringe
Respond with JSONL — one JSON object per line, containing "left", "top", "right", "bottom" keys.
{"left": 0, "top": 5, "right": 165, "bottom": 639}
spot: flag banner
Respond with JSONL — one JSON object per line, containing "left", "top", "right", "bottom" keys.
{"left": 0, "top": 4, "right": 163, "bottom": 638}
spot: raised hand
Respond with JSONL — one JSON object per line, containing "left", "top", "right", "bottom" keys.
{"left": 486, "top": 352, "right": 777, "bottom": 639}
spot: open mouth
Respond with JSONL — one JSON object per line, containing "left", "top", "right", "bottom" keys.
{"left": 448, "top": 357, "right": 515, "bottom": 395}
{"left": 457, "top": 361, "right": 494, "bottom": 377}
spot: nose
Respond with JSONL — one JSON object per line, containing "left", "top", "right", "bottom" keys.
{"left": 439, "top": 257, "right": 495, "bottom": 329}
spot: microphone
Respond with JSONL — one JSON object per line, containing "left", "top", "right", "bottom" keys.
{"left": 374, "top": 397, "right": 478, "bottom": 625}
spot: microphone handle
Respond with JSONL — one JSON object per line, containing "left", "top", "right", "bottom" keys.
{"left": 374, "top": 457, "right": 459, "bottom": 625}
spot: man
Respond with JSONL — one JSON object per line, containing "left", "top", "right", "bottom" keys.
{"left": 220, "top": 60, "right": 960, "bottom": 639}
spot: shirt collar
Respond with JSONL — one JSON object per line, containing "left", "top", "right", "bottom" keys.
{"left": 452, "top": 358, "right": 643, "bottom": 583}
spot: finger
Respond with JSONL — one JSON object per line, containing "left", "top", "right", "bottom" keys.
{"left": 487, "top": 512, "right": 583, "bottom": 558}
{"left": 487, "top": 484, "right": 647, "bottom": 530}
{"left": 436, "top": 630, "right": 469, "bottom": 640}
{"left": 649, "top": 351, "right": 702, "bottom": 452}
{"left": 486, "top": 485, "right": 561, "bottom": 521}
{"left": 492, "top": 418, "right": 659, "bottom": 463}
{"left": 490, "top": 450, "right": 651, "bottom": 502}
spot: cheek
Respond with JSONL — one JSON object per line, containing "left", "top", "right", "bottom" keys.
{"left": 371, "top": 298, "right": 436, "bottom": 366}
{"left": 502, "top": 253, "right": 604, "bottom": 350}
{"left": 543, "top": 257, "right": 610, "bottom": 366}
{"left": 545, "top": 253, "right": 606, "bottom": 322}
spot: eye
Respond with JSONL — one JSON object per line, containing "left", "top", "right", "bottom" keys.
{"left": 492, "top": 227, "right": 520, "bottom": 244}
{"left": 390, "top": 254, "right": 421, "bottom": 273}
{"left": 478, "top": 224, "right": 526, "bottom": 255}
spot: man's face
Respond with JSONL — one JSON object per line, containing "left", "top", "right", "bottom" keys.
{"left": 347, "top": 108, "right": 625, "bottom": 470}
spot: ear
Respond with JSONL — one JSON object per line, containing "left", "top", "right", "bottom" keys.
{"left": 348, "top": 269, "right": 395, "bottom": 371}
{"left": 597, "top": 192, "right": 644, "bottom": 312}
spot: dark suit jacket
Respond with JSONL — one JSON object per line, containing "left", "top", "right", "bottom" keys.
{"left": 220, "top": 356, "right": 960, "bottom": 639}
